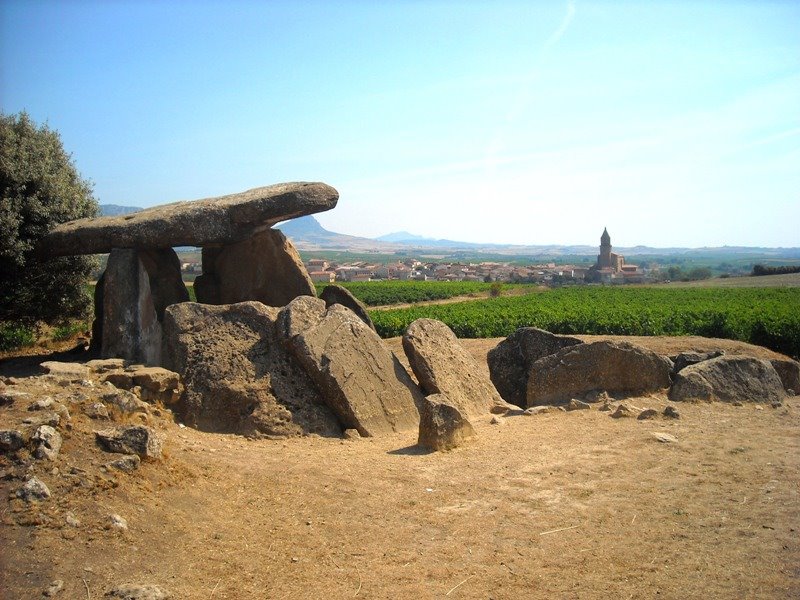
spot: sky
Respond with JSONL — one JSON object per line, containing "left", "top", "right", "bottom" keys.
{"left": 1, "top": 1, "right": 798, "bottom": 248}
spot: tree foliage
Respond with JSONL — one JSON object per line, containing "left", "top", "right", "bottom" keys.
{"left": 0, "top": 112, "right": 99, "bottom": 324}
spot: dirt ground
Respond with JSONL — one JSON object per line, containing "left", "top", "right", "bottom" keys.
{"left": 1, "top": 336, "right": 798, "bottom": 599}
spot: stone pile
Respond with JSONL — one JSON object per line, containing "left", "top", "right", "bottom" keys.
{"left": 36, "top": 182, "right": 338, "bottom": 364}
{"left": 159, "top": 303, "right": 510, "bottom": 445}
{"left": 488, "top": 327, "right": 799, "bottom": 406}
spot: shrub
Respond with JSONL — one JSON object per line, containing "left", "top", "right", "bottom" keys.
{"left": 0, "top": 112, "right": 99, "bottom": 325}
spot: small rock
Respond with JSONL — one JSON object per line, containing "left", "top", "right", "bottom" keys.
{"left": 0, "top": 393, "right": 15, "bottom": 407}
{"left": 637, "top": 408, "right": 659, "bottom": 420}
{"left": 610, "top": 403, "right": 640, "bottom": 419}
{"left": 583, "top": 390, "right": 611, "bottom": 404}
{"left": 598, "top": 402, "right": 613, "bottom": 412}
{"left": 771, "top": 401, "right": 783, "bottom": 409}
{"left": 755, "top": 405, "right": 764, "bottom": 411}
{"left": 567, "top": 399, "right": 591, "bottom": 411}
{"left": 663, "top": 406, "right": 680, "bottom": 419}
{"left": 787, "top": 388, "right": 796, "bottom": 396}
{"left": 28, "top": 397, "right": 54, "bottom": 411}
{"left": 490, "top": 415, "right": 502, "bottom": 425}
{"left": 342, "top": 429, "right": 361, "bottom": 440}
{"left": 85, "top": 402, "right": 110, "bottom": 419}
{"left": 22, "top": 412, "right": 60, "bottom": 428}
{"left": 14, "top": 476, "right": 51, "bottom": 501}
{"left": 95, "top": 426, "right": 162, "bottom": 459}
{"left": 524, "top": 406, "right": 557, "bottom": 416}
{"left": 40, "top": 361, "right": 90, "bottom": 381}
{"left": 104, "top": 584, "right": 171, "bottom": 599}
{"left": 652, "top": 432, "right": 678, "bottom": 443}
{"left": 732, "top": 401, "right": 743, "bottom": 407}
{"left": 0, "top": 429, "right": 26, "bottom": 453}
{"left": 108, "top": 455, "right": 141, "bottom": 472}
{"left": 102, "top": 390, "right": 148, "bottom": 414}
{"left": 86, "top": 358, "right": 127, "bottom": 373}
{"left": 44, "top": 579, "right": 64, "bottom": 597}
{"left": 32, "top": 425, "right": 63, "bottom": 460}
{"left": 65, "top": 512, "right": 81, "bottom": 527}
{"left": 109, "top": 514, "right": 128, "bottom": 530}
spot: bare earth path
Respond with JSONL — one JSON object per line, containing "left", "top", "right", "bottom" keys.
{"left": 1, "top": 337, "right": 799, "bottom": 599}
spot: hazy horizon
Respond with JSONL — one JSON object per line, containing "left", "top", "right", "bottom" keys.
{"left": 2, "top": 1, "right": 798, "bottom": 248}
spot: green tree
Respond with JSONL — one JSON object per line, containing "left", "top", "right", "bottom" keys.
{"left": 0, "top": 112, "right": 99, "bottom": 325}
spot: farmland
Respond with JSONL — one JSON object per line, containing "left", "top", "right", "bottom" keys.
{"left": 367, "top": 286, "right": 800, "bottom": 358}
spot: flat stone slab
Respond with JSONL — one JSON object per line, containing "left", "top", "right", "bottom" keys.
{"left": 37, "top": 182, "right": 338, "bottom": 256}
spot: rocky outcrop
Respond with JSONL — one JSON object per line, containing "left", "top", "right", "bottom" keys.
{"left": 320, "top": 284, "right": 376, "bottom": 331}
{"left": 527, "top": 341, "right": 672, "bottom": 406}
{"left": 37, "top": 182, "right": 338, "bottom": 257}
{"left": 162, "top": 301, "right": 340, "bottom": 437}
{"left": 279, "top": 296, "right": 423, "bottom": 437}
{"left": 101, "top": 248, "right": 189, "bottom": 364}
{"left": 403, "top": 318, "right": 512, "bottom": 416}
{"left": 770, "top": 359, "right": 800, "bottom": 394}
{"left": 193, "top": 229, "right": 315, "bottom": 307}
{"left": 417, "top": 393, "right": 476, "bottom": 451}
{"left": 488, "top": 328, "right": 583, "bottom": 407}
{"left": 668, "top": 356, "right": 786, "bottom": 403}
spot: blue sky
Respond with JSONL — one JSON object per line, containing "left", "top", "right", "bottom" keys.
{"left": 1, "top": 1, "right": 798, "bottom": 247}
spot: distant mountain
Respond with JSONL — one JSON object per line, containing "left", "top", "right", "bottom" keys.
{"left": 275, "top": 215, "right": 800, "bottom": 260}
{"left": 275, "top": 215, "right": 380, "bottom": 250}
{"left": 375, "top": 231, "right": 434, "bottom": 243}
{"left": 99, "top": 204, "right": 142, "bottom": 216}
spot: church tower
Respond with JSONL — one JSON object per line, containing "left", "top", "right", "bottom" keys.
{"left": 599, "top": 227, "right": 612, "bottom": 268}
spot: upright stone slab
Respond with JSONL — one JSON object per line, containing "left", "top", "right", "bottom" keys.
{"left": 101, "top": 248, "right": 188, "bottom": 364}
{"left": 162, "top": 301, "right": 340, "bottom": 437}
{"left": 278, "top": 296, "right": 423, "bottom": 437}
{"left": 194, "top": 229, "right": 315, "bottom": 307}
{"left": 403, "top": 318, "right": 513, "bottom": 417}
{"left": 487, "top": 327, "right": 583, "bottom": 407}
{"left": 320, "top": 284, "right": 376, "bottom": 331}
{"left": 527, "top": 340, "right": 672, "bottom": 406}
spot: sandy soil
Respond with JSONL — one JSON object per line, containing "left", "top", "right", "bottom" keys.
{"left": 1, "top": 337, "right": 798, "bottom": 599}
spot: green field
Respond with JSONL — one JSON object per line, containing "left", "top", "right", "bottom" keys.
{"left": 368, "top": 287, "right": 800, "bottom": 358}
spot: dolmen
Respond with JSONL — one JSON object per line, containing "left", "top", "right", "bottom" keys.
{"left": 37, "top": 182, "right": 338, "bottom": 365}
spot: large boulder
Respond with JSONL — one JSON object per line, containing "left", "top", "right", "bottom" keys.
{"left": 770, "top": 359, "right": 800, "bottom": 394}
{"left": 194, "top": 229, "right": 315, "bottom": 307}
{"left": 669, "top": 356, "right": 786, "bottom": 403}
{"left": 417, "top": 393, "right": 476, "bottom": 451}
{"left": 527, "top": 341, "right": 672, "bottom": 406}
{"left": 37, "top": 182, "right": 338, "bottom": 257}
{"left": 488, "top": 328, "right": 583, "bottom": 407}
{"left": 100, "top": 248, "right": 189, "bottom": 365}
{"left": 162, "top": 301, "right": 340, "bottom": 437}
{"left": 403, "top": 318, "right": 512, "bottom": 416}
{"left": 278, "top": 296, "right": 423, "bottom": 437}
{"left": 320, "top": 284, "right": 376, "bottom": 331}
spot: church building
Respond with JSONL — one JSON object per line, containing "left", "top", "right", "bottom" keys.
{"left": 586, "top": 228, "right": 643, "bottom": 283}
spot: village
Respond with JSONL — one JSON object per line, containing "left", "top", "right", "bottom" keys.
{"left": 178, "top": 228, "right": 650, "bottom": 285}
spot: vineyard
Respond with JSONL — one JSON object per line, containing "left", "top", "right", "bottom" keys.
{"left": 367, "top": 287, "right": 800, "bottom": 358}
{"left": 313, "top": 281, "right": 527, "bottom": 306}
